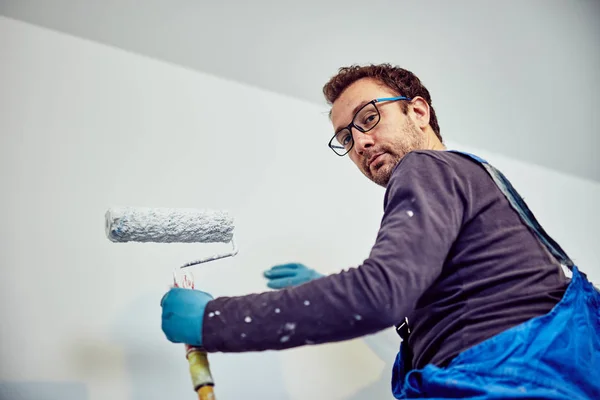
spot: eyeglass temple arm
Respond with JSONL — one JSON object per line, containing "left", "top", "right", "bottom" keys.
{"left": 374, "top": 96, "right": 410, "bottom": 103}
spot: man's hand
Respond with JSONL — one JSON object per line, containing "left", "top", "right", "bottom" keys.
{"left": 263, "top": 263, "right": 324, "bottom": 289}
{"left": 160, "top": 288, "right": 213, "bottom": 346}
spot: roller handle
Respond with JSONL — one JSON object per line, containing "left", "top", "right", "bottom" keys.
{"left": 186, "top": 344, "right": 215, "bottom": 400}
{"left": 173, "top": 272, "right": 216, "bottom": 399}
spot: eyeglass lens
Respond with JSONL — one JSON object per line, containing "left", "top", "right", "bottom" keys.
{"left": 332, "top": 102, "right": 380, "bottom": 155}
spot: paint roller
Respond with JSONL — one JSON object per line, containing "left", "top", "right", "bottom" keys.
{"left": 105, "top": 206, "right": 239, "bottom": 400}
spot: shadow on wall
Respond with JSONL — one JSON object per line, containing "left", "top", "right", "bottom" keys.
{"left": 0, "top": 381, "right": 89, "bottom": 400}
{"left": 109, "top": 290, "right": 292, "bottom": 399}
{"left": 342, "top": 329, "right": 400, "bottom": 400}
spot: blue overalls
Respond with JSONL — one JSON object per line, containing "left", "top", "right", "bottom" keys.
{"left": 391, "top": 151, "right": 600, "bottom": 399}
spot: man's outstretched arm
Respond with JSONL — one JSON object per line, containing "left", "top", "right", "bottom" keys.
{"left": 161, "top": 152, "right": 466, "bottom": 352}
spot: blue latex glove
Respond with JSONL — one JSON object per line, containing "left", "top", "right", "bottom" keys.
{"left": 160, "top": 287, "right": 213, "bottom": 346}
{"left": 263, "top": 263, "right": 324, "bottom": 289}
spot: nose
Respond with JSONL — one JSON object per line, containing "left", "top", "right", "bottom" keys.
{"left": 352, "top": 129, "right": 374, "bottom": 155}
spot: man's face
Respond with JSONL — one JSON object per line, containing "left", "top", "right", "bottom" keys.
{"left": 330, "top": 78, "right": 426, "bottom": 187}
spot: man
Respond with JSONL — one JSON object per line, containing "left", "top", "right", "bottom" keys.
{"left": 161, "top": 64, "right": 600, "bottom": 398}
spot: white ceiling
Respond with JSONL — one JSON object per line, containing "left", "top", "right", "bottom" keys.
{"left": 2, "top": 0, "right": 599, "bottom": 181}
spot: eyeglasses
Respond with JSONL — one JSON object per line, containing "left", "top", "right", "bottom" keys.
{"left": 328, "top": 96, "right": 410, "bottom": 156}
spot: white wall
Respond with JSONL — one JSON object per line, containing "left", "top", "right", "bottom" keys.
{"left": 1, "top": 16, "right": 598, "bottom": 400}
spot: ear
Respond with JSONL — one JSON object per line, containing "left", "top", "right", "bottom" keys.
{"left": 408, "top": 96, "right": 431, "bottom": 129}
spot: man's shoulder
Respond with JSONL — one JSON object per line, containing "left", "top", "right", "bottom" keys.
{"left": 384, "top": 149, "right": 497, "bottom": 206}
{"left": 391, "top": 149, "right": 484, "bottom": 177}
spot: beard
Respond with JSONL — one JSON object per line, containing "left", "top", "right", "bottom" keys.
{"left": 362, "top": 119, "right": 426, "bottom": 187}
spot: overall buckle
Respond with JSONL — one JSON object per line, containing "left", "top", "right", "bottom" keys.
{"left": 395, "top": 317, "right": 410, "bottom": 340}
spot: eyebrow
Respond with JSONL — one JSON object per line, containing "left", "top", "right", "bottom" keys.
{"left": 332, "top": 99, "right": 371, "bottom": 133}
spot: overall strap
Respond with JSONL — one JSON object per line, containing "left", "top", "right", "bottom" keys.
{"left": 448, "top": 150, "right": 574, "bottom": 270}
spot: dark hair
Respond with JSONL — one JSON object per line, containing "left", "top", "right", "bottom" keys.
{"left": 322, "top": 63, "right": 442, "bottom": 142}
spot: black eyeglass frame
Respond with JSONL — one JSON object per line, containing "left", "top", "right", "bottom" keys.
{"left": 328, "top": 96, "right": 411, "bottom": 156}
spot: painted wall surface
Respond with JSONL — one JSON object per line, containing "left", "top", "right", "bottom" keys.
{"left": 1, "top": 17, "right": 598, "bottom": 400}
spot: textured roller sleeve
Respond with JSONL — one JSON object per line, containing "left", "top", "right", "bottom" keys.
{"left": 105, "top": 207, "right": 235, "bottom": 243}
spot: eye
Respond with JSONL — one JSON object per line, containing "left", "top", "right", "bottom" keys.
{"left": 336, "top": 130, "right": 352, "bottom": 147}
{"left": 362, "top": 112, "right": 377, "bottom": 126}
{"left": 340, "top": 133, "right": 352, "bottom": 146}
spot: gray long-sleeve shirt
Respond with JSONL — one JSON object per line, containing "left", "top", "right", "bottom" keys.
{"left": 201, "top": 150, "right": 568, "bottom": 369}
